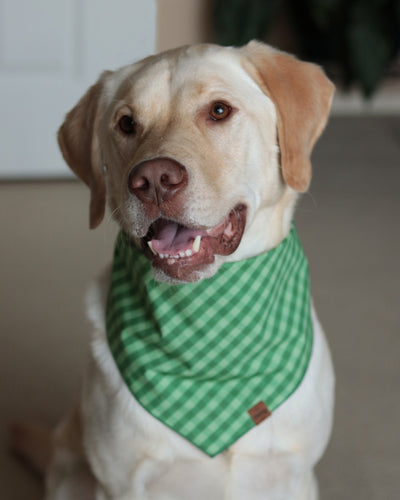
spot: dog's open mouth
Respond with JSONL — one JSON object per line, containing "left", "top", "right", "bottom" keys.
{"left": 141, "top": 204, "right": 247, "bottom": 280}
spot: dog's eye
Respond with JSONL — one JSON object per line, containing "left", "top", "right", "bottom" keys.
{"left": 118, "top": 115, "right": 136, "bottom": 135}
{"left": 210, "top": 102, "right": 232, "bottom": 121}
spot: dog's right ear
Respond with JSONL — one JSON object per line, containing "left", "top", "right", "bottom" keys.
{"left": 58, "top": 71, "right": 112, "bottom": 229}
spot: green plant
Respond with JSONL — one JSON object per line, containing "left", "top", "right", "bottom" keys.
{"left": 212, "top": 0, "right": 400, "bottom": 97}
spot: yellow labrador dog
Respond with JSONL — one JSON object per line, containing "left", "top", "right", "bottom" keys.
{"left": 12, "top": 41, "right": 335, "bottom": 500}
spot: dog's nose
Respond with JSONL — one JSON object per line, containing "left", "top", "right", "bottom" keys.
{"left": 128, "top": 158, "right": 188, "bottom": 205}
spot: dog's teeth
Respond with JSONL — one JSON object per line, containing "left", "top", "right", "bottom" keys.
{"left": 147, "top": 241, "right": 157, "bottom": 255}
{"left": 179, "top": 251, "right": 185, "bottom": 258}
{"left": 185, "top": 249, "right": 193, "bottom": 257}
{"left": 160, "top": 253, "right": 165, "bottom": 259}
{"left": 192, "top": 235, "right": 201, "bottom": 253}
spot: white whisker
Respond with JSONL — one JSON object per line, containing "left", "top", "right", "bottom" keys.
{"left": 107, "top": 205, "right": 121, "bottom": 224}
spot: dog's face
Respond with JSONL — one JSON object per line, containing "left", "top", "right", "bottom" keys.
{"left": 58, "top": 42, "right": 333, "bottom": 283}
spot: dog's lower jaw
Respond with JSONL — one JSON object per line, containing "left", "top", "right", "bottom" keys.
{"left": 151, "top": 259, "right": 222, "bottom": 284}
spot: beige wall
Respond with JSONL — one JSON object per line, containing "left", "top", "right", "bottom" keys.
{"left": 156, "top": 0, "right": 213, "bottom": 51}
{"left": 155, "top": 1, "right": 294, "bottom": 54}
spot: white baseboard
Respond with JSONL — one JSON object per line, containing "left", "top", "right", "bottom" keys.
{"left": 332, "top": 79, "right": 400, "bottom": 115}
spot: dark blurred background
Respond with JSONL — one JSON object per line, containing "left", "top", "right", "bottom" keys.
{"left": 213, "top": 0, "right": 400, "bottom": 97}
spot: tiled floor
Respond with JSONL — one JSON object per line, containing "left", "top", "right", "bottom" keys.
{"left": 1, "top": 116, "right": 399, "bottom": 499}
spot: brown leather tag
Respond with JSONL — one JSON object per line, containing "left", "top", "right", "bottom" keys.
{"left": 248, "top": 401, "right": 271, "bottom": 425}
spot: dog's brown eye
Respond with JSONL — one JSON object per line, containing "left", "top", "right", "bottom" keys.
{"left": 210, "top": 102, "right": 231, "bottom": 121}
{"left": 118, "top": 115, "right": 136, "bottom": 134}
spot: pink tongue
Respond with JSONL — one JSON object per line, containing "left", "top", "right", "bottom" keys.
{"left": 150, "top": 220, "right": 204, "bottom": 253}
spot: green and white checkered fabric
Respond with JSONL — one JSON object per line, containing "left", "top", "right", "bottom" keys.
{"left": 106, "top": 226, "right": 313, "bottom": 457}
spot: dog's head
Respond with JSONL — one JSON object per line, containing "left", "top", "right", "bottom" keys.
{"left": 58, "top": 41, "right": 333, "bottom": 283}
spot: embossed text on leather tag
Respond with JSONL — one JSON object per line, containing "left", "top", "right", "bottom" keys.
{"left": 248, "top": 401, "right": 271, "bottom": 425}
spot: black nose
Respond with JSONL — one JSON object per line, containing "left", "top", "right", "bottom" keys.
{"left": 128, "top": 158, "right": 188, "bottom": 205}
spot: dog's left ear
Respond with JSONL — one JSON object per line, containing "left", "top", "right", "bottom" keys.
{"left": 58, "top": 71, "right": 112, "bottom": 229}
{"left": 241, "top": 41, "right": 334, "bottom": 192}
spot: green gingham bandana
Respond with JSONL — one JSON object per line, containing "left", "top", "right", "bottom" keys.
{"left": 106, "top": 226, "right": 313, "bottom": 457}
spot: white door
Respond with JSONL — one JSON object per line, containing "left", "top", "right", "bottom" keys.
{"left": 0, "top": 0, "right": 157, "bottom": 179}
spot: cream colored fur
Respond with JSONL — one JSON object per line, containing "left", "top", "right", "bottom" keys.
{"left": 16, "top": 42, "right": 335, "bottom": 499}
